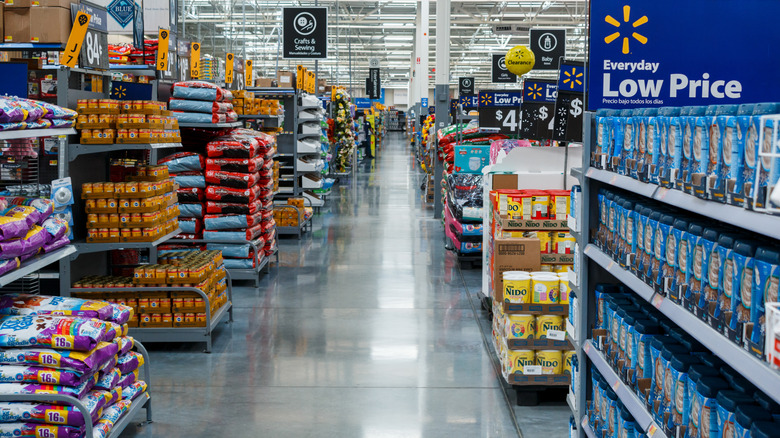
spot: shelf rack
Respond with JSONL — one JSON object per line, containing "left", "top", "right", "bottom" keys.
{"left": 177, "top": 122, "right": 242, "bottom": 129}
{"left": 72, "top": 228, "right": 183, "bottom": 256}
{"left": 68, "top": 142, "right": 182, "bottom": 161}
{"left": 248, "top": 88, "right": 298, "bottom": 199}
{"left": 0, "top": 245, "right": 76, "bottom": 288}
{"left": 580, "top": 416, "right": 597, "bottom": 438}
{"left": 0, "top": 128, "right": 76, "bottom": 141}
{"left": 167, "top": 237, "right": 276, "bottom": 287}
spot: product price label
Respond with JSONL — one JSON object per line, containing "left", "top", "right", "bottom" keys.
{"left": 479, "top": 107, "right": 521, "bottom": 135}
{"left": 547, "top": 330, "right": 566, "bottom": 341}
{"left": 524, "top": 365, "right": 542, "bottom": 375}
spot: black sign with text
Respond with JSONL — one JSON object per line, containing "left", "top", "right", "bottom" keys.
{"left": 368, "top": 68, "right": 380, "bottom": 99}
{"left": 459, "top": 77, "right": 474, "bottom": 95}
{"left": 492, "top": 54, "right": 516, "bottom": 83}
{"left": 283, "top": 7, "right": 328, "bottom": 59}
{"left": 71, "top": 3, "right": 109, "bottom": 70}
{"left": 530, "top": 29, "right": 566, "bottom": 71}
{"left": 552, "top": 60, "right": 585, "bottom": 142}
{"left": 479, "top": 106, "right": 521, "bottom": 135}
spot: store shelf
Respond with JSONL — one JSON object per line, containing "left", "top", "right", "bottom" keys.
{"left": 585, "top": 167, "right": 780, "bottom": 240}
{"left": 109, "top": 64, "right": 155, "bottom": 72}
{"left": 299, "top": 104, "right": 322, "bottom": 110}
{"left": 585, "top": 243, "right": 780, "bottom": 404}
{"left": 583, "top": 340, "right": 666, "bottom": 438}
{"left": 581, "top": 416, "right": 597, "bottom": 438}
{"left": 570, "top": 167, "right": 582, "bottom": 181}
{"left": 130, "top": 301, "right": 232, "bottom": 353}
{"left": 298, "top": 132, "right": 321, "bottom": 139}
{"left": 226, "top": 255, "right": 269, "bottom": 284}
{"left": 0, "top": 128, "right": 75, "bottom": 141}
{"left": 68, "top": 142, "right": 182, "bottom": 161}
{"left": 570, "top": 229, "right": 582, "bottom": 243}
{"left": 74, "top": 228, "right": 181, "bottom": 255}
{"left": 177, "top": 122, "right": 242, "bottom": 129}
{"left": 238, "top": 114, "right": 279, "bottom": 120}
{"left": 0, "top": 42, "right": 64, "bottom": 50}
{"left": 107, "top": 391, "right": 151, "bottom": 438}
{"left": 0, "top": 245, "right": 76, "bottom": 288}
{"left": 246, "top": 87, "right": 296, "bottom": 96}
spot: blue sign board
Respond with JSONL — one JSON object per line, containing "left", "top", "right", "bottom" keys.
{"left": 558, "top": 60, "right": 585, "bottom": 94}
{"left": 478, "top": 91, "right": 523, "bottom": 107}
{"left": 459, "top": 95, "right": 478, "bottom": 109}
{"left": 522, "top": 80, "right": 558, "bottom": 103}
{"left": 588, "top": 0, "right": 780, "bottom": 110}
{"left": 354, "top": 97, "right": 371, "bottom": 109}
{"left": 421, "top": 97, "right": 428, "bottom": 108}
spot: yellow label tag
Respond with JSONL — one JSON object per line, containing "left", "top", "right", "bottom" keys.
{"left": 38, "top": 352, "right": 61, "bottom": 368}
{"left": 297, "top": 65, "right": 305, "bottom": 90}
{"left": 36, "top": 425, "right": 58, "bottom": 437}
{"left": 156, "top": 28, "right": 169, "bottom": 71}
{"left": 244, "top": 59, "right": 253, "bottom": 87}
{"left": 60, "top": 11, "right": 91, "bottom": 68}
{"left": 43, "top": 409, "right": 68, "bottom": 425}
{"left": 190, "top": 42, "right": 201, "bottom": 79}
{"left": 38, "top": 370, "right": 61, "bottom": 385}
{"left": 225, "top": 53, "right": 234, "bottom": 84}
{"left": 51, "top": 335, "right": 73, "bottom": 350}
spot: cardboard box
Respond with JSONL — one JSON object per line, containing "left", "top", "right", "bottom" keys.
{"left": 35, "top": 0, "right": 74, "bottom": 7}
{"left": 4, "top": 0, "right": 31, "bottom": 7}
{"left": 5, "top": 6, "right": 70, "bottom": 43}
{"left": 276, "top": 71, "right": 294, "bottom": 88}
{"left": 454, "top": 145, "right": 490, "bottom": 174}
{"left": 254, "top": 77, "right": 277, "bottom": 87}
{"left": 492, "top": 237, "right": 541, "bottom": 302}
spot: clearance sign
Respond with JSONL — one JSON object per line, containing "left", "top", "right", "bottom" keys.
{"left": 588, "top": 0, "right": 780, "bottom": 109}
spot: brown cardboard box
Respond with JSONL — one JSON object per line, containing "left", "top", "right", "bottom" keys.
{"left": 35, "top": 0, "right": 74, "bottom": 7}
{"left": 276, "top": 71, "right": 294, "bottom": 89}
{"left": 492, "top": 237, "right": 541, "bottom": 302}
{"left": 5, "top": 5, "right": 70, "bottom": 43}
{"left": 4, "top": 8, "right": 28, "bottom": 42}
{"left": 254, "top": 77, "right": 276, "bottom": 87}
{"left": 4, "top": 0, "right": 31, "bottom": 8}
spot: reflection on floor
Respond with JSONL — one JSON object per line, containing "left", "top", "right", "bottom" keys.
{"left": 120, "top": 132, "right": 570, "bottom": 438}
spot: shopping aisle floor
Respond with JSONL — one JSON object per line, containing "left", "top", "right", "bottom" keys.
{"left": 120, "top": 132, "right": 569, "bottom": 438}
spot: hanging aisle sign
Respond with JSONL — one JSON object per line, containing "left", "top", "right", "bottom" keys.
{"left": 530, "top": 28, "right": 566, "bottom": 70}
{"left": 492, "top": 54, "right": 516, "bottom": 83}
{"left": 61, "top": 11, "right": 91, "bottom": 68}
{"left": 283, "top": 7, "right": 328, "bottom": 59}
{"left": 459, "top": 77, "right": 474, "bottom": 95}
{"left": 190, "top": 42, "right": 200, "bottom": 79}
{"left": 156, "top": 28, "right": 170, "bottom": 71}
{"left": 552, "top": 60, "right": 585, "bottom": 142}
{"left": 225, "top": 53, "right": 234, "bottom": 84}
{"left": 245, "top": 60, "right": 253, "bottom": 87}
{"left": 519, "top": 79, "right": 557, "bottom": 140}
{"left": 367, "top": 68, "right": 380, "bottom": 99}
{"left": 588, "top": 0, "right": 780, "bottom": 109}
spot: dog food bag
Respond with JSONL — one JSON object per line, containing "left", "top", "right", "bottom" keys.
{"left": 0, "top": 374, "right": 97, "bottom": 399}
{"left": 0, "top": 315, "right": 109, "bottom": 351}
{"left": 205, "top": 186, "right": 260, "bottom": 204}
{"left": 0, "top": 400, "right": 100, "bottom": 427}
{"left": 159, "top": 152, "right": 205, "bottom": 173}
{"left": 116, "top": 351, "right": 144, "bottom": 375}
{"left": 118, "top": 369, "right": 138, "bottom": 389}
{"left": 92, "top": 400, "right": 132, "bottom": 438}
{"left": 172, "top": 172, "right": 206, "bottom": 189}
{"left": 205, "top": 157, "right": 263, "bottom": 174}
{"left": 94, "top": 368, "right": 120, "bottom": 391}
{"left": 0, "top": 294, "right": 113, "bottom": 322}
{"left": 0, "top": 364, "right": 97, "bottom": 387}
{"left": 113, "top": 336, "right": 134, "bottom": 356}
{"left": 0, "top": 423, "right": 84, "bottom": 438}
{"left": 0, "top": 342, "right": 118, "bottom": 374}
{"left": 122, "top": 380, "right": 147, "bottom": 401}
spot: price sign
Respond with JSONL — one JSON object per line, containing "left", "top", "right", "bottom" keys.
{"left": 79, "top": 28, "right": 108, "bottom": 70}
{"left": 225, "top": 53, "right": 234, "bottom": 84}
{"left": 61, "top": 11, "right": 91, "bottom": 68}
{"left": 479, "top": 106, "right": 520, "bottom": 135}
{"left": 157, "top": 28, "right": 170, "bottom": 71}
{"left": 190, "top": 42, "right": 201, "bottom": 79}
{"left": 553, "top": 60, "right": 586, "bottom": 142}
{"left": 245, "top": 60, "right": 253, "bottom": 87}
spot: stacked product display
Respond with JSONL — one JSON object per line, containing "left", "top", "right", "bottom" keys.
{"left": 0, "top": 96, "right": 77, "bottom": 132}
{"left": 72, "top": 250, "right": 228, "bottom": 329}
{"left": 274, "top": 198, "right": 313, "bottom": 229}
{"left": 169, "top": 82, "right": 237, "bottom": 125}
{"left": 75, "top": 99, "right": 181, "bottom": 145}
{"left": 232, "top": 91, "right": 283, "bottom": 117}
{"left": 437, "top": 123, "right": 507, "bottom": 175}
{"left": 297, "top": 94, "right": 324, "bottom": 192}
{"left": 330, "top": 88, "right": 357, "bottom": 173}
{"left": 0, "top": 198, "right": 70, "bottom": 273}
{"left": 444, "top": 173, "right": 484, "bottom": 257}
{"left": 108, "top": 39, "right": 159, "bottom": 66}
{"left": 0, "top": 293, "right": 149, "bottom": 438}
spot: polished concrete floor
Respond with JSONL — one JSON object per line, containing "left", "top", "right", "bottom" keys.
{"left": 121, "top": 132, "right": 570, "bottom": 438}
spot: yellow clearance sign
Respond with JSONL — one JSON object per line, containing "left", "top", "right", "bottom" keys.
{"left": 61, "top": 11, "right": 91, "bottom": 68}
{"left": 156, "top": 28, "right": 170, "bottom": 71}
{"left": 226, "top": 53, "right": 234, "bottom": 84}
{"left": 190, "top": 42, "right": 201, "bottom": 79}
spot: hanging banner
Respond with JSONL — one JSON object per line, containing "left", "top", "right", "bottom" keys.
{"left": 478, "top": 90, "right": 523, "bottom": 107}
{"left": 71, "top": 3, "right": 109, "bottom": 70}
{"left": 283, "top": 7, "right": 328, "bottom": 59}
{"left": 492, "top": 54, "right": 516, "bottom": 83}
{"left": 530, "top": 29, "right": 566, "bottom": 70}
{"left": 156, "top": 28, "right": 170, "bottom": 71}
{"left": 190, "top": 42, "right": 200, "bottom": 79}
{"left": 588, "top": 0, "right": 780, "bottom": 109}
{"left": 552, "top": 60, "right": 585, "bottom": 142}
{"left": 61, "top": 11, "right": 92, "bottom": 68}
{"left": 245, "top": 59, "right": 253, "bottom": 87}
{"left": 132, "top": 2, "right": 143, "bottom": 49}
{"left": 225, "top": 53, "right": 234, "bottom": 84}
{"left": 459, "top": 77, "right": 475, "bottom": 96}
{"left": 367, "top": 68, "right": 381, "bottom": 99}
{"left": 519, "top": 79, "right": 557, "bottom": 140}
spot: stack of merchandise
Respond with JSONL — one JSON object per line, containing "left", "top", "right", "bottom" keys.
{"left": 436, "top": 123, "right": 507, "bottom": 174}
{"left": 72, "top": 250, "right": 228, "bottom": 329}
{"left": 158, "top": 152, "right": 206, "bottom": 240}
{"left": 169, "top": 82, "right": 237, "bottom": 125}
{"left": 444, "top": 173, "right": 483, "bottom": 255}
{"left": 0, "top": 197, "right": 70, "bottom": 272}
{"left": 331, "top": 89, "right": 357, "bottom": 173}
{"left": 82, "top": 165, "right": 180, "bottom": 243}
{"left": 0, "top": 293, "right": 148, "bottom": 438}
{"left": 108, "top": 40, "right": 158, "bottom": 66}
{"left": 0, "top": 96, "right": 77, "bottom": 132}
{"left": 232, "top": 92, "right": 283, "bottom": 117}
{"left": 76, "top": 99, "right": 181, "bottom": 145}
{"left": 200, "top": 58, "right": 216, "bottom": 82}
{"left": 273, "top": 198, "right": 313, "bottom": 229}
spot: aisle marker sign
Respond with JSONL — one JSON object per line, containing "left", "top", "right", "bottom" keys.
{"left": 61, "top": 11, "right": 91, "bottom": 68}
{"left": 530, "top": 28, "right": 566, "bottom": 70}
{"left": 225, "top": 53, "right": 234, "bottom": 84}
{"left": 190, "top": 42, "right": 201, "bottom": 79}
{"left": 492, "top": 54, "right": 516, "bottom": 83}
{"left": 156, "top": 28, "right": 170, "bottom": 71}
{"left": 245, "top": 60, "right": 253, "bottom": 87}
{"left": 588, "top": 0, "right": 780, "bottom": 109}
{"left": 283, "top": 7, "right": 328, "bottom": 59}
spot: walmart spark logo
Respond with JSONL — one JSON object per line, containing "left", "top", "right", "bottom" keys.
{"left": 604, "top": 5, "right": 648, "bottom": 54}
{"left": 562, "top": 67, "right": 584, "bottom": 90}
{"left": 527, "top": 83, "right": 543, "bottom": 100}
{"left": 112, "top": 85, "right": 127, "bottom": 99}
{"left": 479, "top": 94, "right": 493, "bottom": 106}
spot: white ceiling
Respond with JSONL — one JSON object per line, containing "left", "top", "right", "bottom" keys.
{"left": 178, "top": 0, "right": 588, "bottom": 89}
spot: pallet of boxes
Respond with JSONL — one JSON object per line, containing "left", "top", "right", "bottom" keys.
{"left": 489, "top": 185, "right": 577, "bottom": 405}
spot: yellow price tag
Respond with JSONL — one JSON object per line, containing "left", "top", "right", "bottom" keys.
{"left": 156, "top": 28, "right": 170, "bottom": 71}
{"left": 190, "top": 42, "right": 201, "bottom": 79}
{"left": 60, "top": 11, "right": 91, "bottom": 68}
{"left": 225, "top": 53, "right": 234, "bottom": 84}
{"left": 245, "top": 59, "right": 253, "bottom": 87}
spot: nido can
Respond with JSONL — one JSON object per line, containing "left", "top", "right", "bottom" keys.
{"left": 553, "top": 232, "right": 576, "bottom": 254}
{"left": 527, "top": 231, "right": 552, "bottom": 253}
{"left": 505, "top": 314, "right": 535, "bottom": 340}
{"left": 559, "top": 279, "right": 570, "bottom": 304}
{"left": 563, "top": 351, "right": 575, "bottom": 375}
{"left": 503, "top": 271, "right": 531, "bottom": 303}
{"left": 531, "top": 192, "right": 551, "bottom": 220}
{"left": 536, "top": 350, "right": 563, "bottom": 375}
{"left": 507, "top": 350, "right": 535, "bottom": 375}
{"left": 531, "top": 274, "right": 560, "bottom": 303}
{"left": 536, "top": 315, "right": 564, "bottom": 339}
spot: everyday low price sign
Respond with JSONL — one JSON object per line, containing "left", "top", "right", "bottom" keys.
{"left": 588, "top": 0, "right": 780, "bottom": 109}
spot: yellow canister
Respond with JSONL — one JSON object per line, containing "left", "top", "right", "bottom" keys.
{"left": 536, "top": 315, "right": 564, "bottom": 339}
{"left": 503, "top": 271, "right": 532, "bottom": 303}
{"left": 540, "top": 264, "right": 555, "bottom": 272}
{"left": 507, "top": 350, "right": 535, "bottom": 375}
{"left": 559, "top": 279, "right": 570, "bottom": 304}
{"left": 552, "top": 232, "right": 576, "bottom": 254}
{"left": 553, "top": 265, "right": 569, "bottom": 273}
{"left": 505, "top": 314, "right": 535, "bottom": 340}
{"left": 536, "top": 350, "right": 563, "bottom": 375}
{"left": 531, "top": 274, "right": 560, "bottom": 303}
{"left": 563, "top": 351, "right": 575, "bottom": 375}
{"left": 526, "top": 231, "right": 552, "bottom": 254}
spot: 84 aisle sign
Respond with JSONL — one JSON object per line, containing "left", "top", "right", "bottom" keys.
{"left": 479, "top": 107, "right": 521, "bottom": 135}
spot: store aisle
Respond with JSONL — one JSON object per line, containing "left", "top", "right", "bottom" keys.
{"left": 121, "top": 133, "right": 533, "bottom": 437}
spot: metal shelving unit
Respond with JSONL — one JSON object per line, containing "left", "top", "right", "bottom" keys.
{"left": 0, "top": 246, "right": 76, "bottom": 288}
{"left": 73, "top": 228, "right": 183, "bottom": 255}
{"left": 177, "top": 122, "right": 242, "bottom": 129}
{"left": 248, "top": 88, "right": 297, "bottom": 199}
{"left": 0, "top": 128, "right": 75, "bottom": 141}
{"left": 68, "top": 142, "right": 182, "bottom": 161}
{"left": 168, "top": 238, "right": 275, "bottom": 287}
{"left": 580, "top": 417, "right": 597, "bottom": 438}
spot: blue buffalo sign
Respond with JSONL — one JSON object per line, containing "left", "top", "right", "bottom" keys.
{"left": 107, "top": 0, "right": 135, "bottom": 28}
